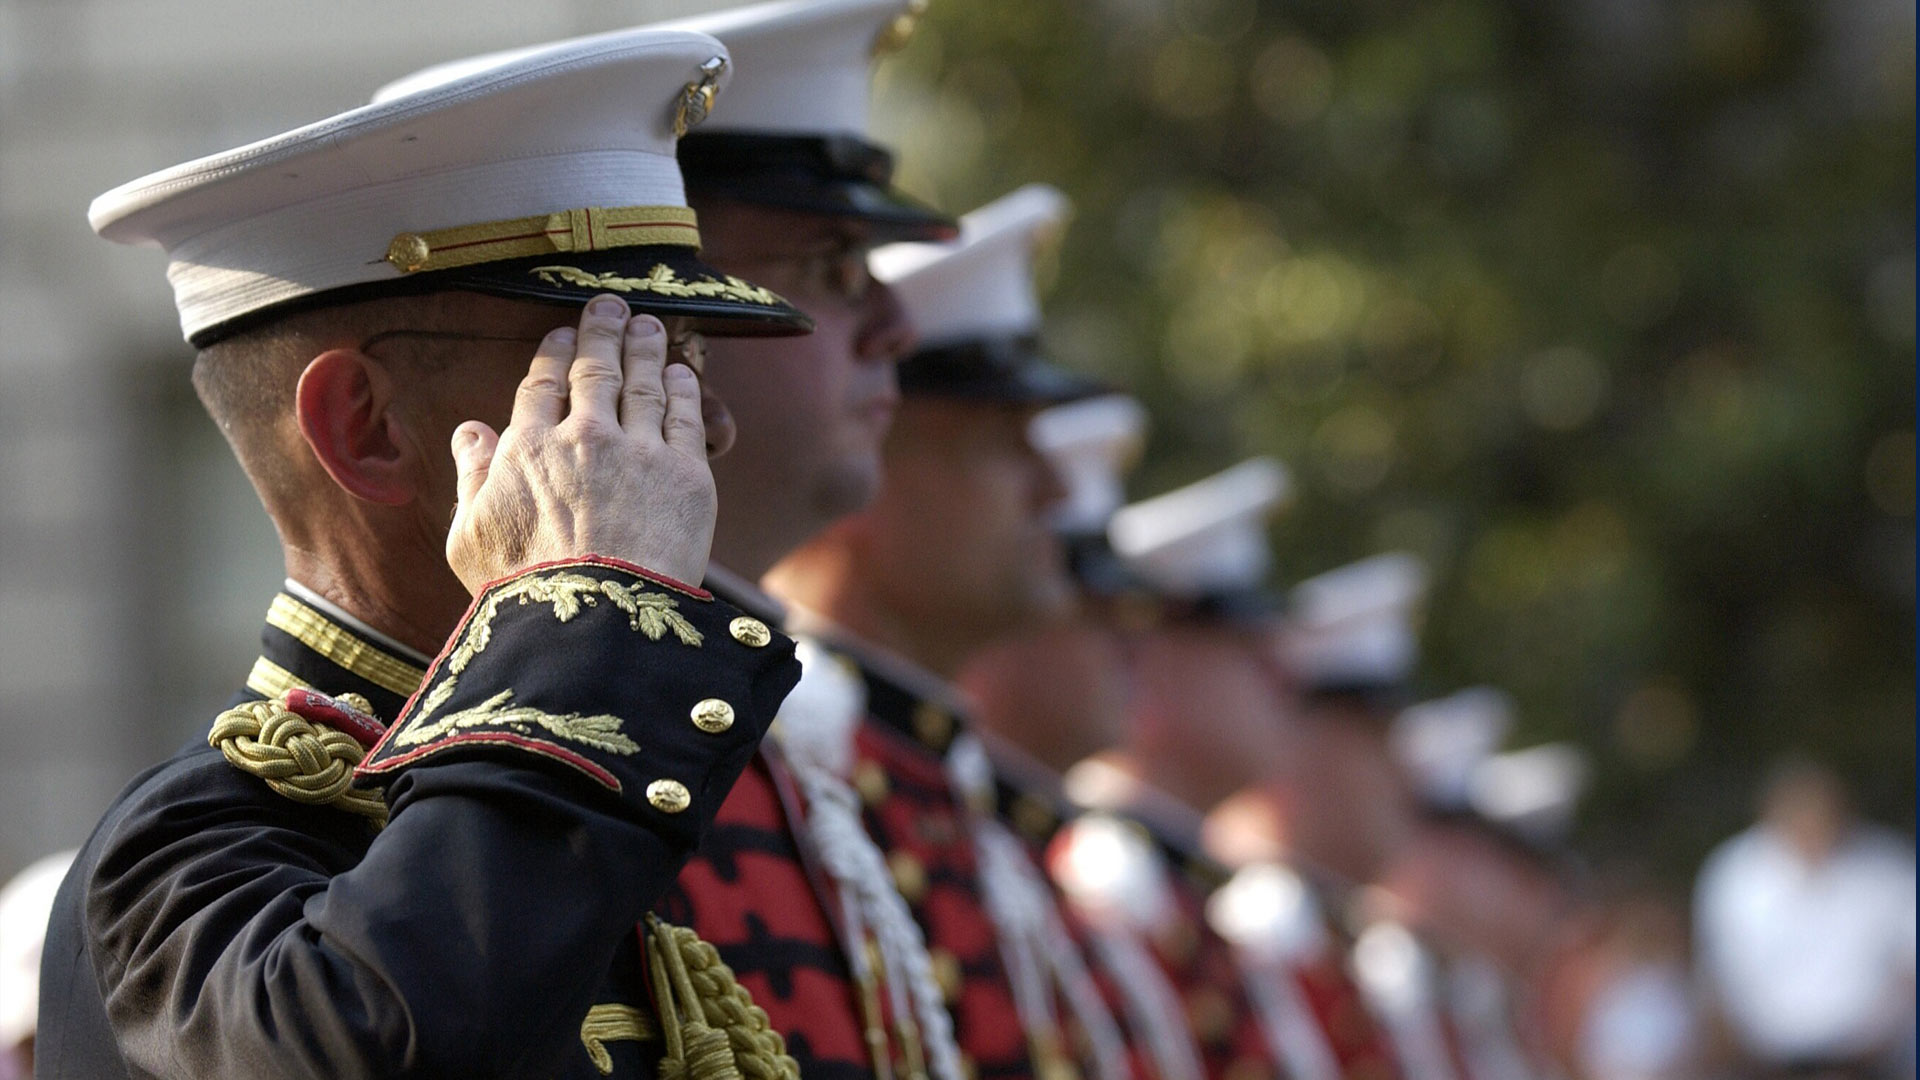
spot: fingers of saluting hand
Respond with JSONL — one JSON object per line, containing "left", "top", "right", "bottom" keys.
{"left": 566, "top": 295, "right": 632, "bottom": 429}
{"left": 512, "top": 324, "right": 579, "bottom": 430}
{"left": 659, "top": 364, "right": 707, "bottom": 457}
{"left": 618, "top": 314, "right": 669, "bottom": 434}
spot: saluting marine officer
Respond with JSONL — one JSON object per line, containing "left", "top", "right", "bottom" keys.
{"left": 36, "top": 31, "right": 810, "bottom": 1079}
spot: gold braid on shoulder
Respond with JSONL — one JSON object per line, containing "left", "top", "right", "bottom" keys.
{"left": 647, "top": 914, "right": 802, "bottom": 1080}
{"left": 208, "top": 693, "right": 388, "bottom": 824}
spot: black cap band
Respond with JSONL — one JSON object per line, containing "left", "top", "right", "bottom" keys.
{"left": 898, "top": 336, "right": 1108, "bottom": 404}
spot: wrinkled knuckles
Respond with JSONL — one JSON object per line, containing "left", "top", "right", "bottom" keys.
{"left": 516, "top": 374, "right": 567, "bottom": 404}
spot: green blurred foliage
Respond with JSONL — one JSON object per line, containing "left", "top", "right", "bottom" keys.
{"left": 874, "top": 0, "right": 1916, "bottom": 882}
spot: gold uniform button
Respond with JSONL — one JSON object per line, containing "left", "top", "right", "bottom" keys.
{"left": 690, "top": 698, "right": 736, "bottom": 733}
{"left": 912, "top": 701, "right": 954, "bottom": 748}
{"left": 729, "top": 616, "right": 772, "bottom": 647}
{"left": 647, "top": 779, "right": 692, "bottom": 814}
{"left": 853, "top": 760, "right": 891, "bottom": 805}
{"left": 929, "top": 947, "right": 962, "bottom": 1002}
{"left": 1186, "top": 986, "right": 1234, "bottom": 1045}
{"left": 888, "top": 851, "right": 929, "bottom": 903}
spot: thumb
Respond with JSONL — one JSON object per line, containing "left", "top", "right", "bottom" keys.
{"left": 450, "top": 421, "right": 499, "bottom": 522}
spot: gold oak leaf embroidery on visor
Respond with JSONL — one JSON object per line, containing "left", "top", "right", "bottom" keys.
{"left": 529, "top": 263, "right": 787, "bottom": 307}
{"left": 396, "top": 571, "right": 703, "bottom": 753}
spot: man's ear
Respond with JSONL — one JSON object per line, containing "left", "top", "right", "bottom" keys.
{"left": 295, "top": 348, "right": 420, "bottom": 505}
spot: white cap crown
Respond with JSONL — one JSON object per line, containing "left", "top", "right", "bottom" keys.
{"left": 1390, "top": 687, "right": 1515, "bottom": 809}
{"left": 1107, "top": 458, "right": 1291, "bottom": 599}
{"left": 1029, "top": 394, "right": 1150, "bottom": 535}
{"left": 1283, "top": 552, "right": 1428, "bottom": 689}
{"left": 871, "top": 184, "right": 1071, "bottom": 347}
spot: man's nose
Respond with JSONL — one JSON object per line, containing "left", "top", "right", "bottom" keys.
{"left": 855, "top": 280, "right": 917, "bottom": 365}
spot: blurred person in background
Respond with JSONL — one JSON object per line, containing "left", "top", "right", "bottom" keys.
{"left": 1695, "top": 757, "right": 1917, "bottom": 1080}
{"left": 764, "top": 185, "right": 1152, "bottom": 1080}
{"left": 1563, "top": 887, "right": 1700, "bottom": 1080}
{"left": 969, "top": 450, "right": 1408, "bottom": 1080}
{"left": 0, "top": 851, "right": 74, "bottom": 1080}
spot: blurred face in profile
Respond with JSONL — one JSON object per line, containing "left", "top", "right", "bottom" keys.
{"left": 960, "top": 616, "right": 1132, "bottom": 771}
{"left": 858, "top": 396, "right": 1075, "bottom": 644}
{"left": 1126, "top": 622, "right": 1290, "bottom": 809}
{"left": 692, "top": 201, "right": 915, "bottom": 552}
{"left": 1283, "top": 697, "right": 1418, "bottom": 884}
{"left": 1381, "top": 823, "right": 1569, "bottom": 973}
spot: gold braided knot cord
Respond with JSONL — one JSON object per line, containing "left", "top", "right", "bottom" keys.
{"left": 208, "top": 695, "right": 388, "bottom": 824}
{"left": 646, "top": 915, "right": 802, "bottom": 1080}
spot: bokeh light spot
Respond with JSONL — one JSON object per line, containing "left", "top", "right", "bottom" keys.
{"left": 1249, "top": 37, "right": 1335, "bottom": 127}
{"left": 1520, "top": 346, "right": 1610, "bottom": 431}
{"left": 1312, "top": 404, "right": 1398, "bottom": 495}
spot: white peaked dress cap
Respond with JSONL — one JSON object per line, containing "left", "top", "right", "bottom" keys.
{"left": 1029, "top": 394, "right": 1150, "bottom": 536}
{"left": 1390, "top": 687, "right": 1516, "bottom": 811}
{"left": 380, "top": 0, "right": 913, "bottom": 138}
{"left": 1283, "top": 552, "right": 1428, "bottom": 692}
{"left": 378, "top": 0, "right": 954, "bottom": 240}
{"left": 92, "top": 29, "right": 809, "bottom": 346}
{"left": 872, "top": 183, "right": 1068, "bottom": 346}
{"left": 1107, "top": 458, "right": 1292, "bottom": 601}
{"left": 1468, "top": 742, "right": 1590, "bottom": 844}
{"left": 873, "top": 184, "right": 1103, "bottom": 401}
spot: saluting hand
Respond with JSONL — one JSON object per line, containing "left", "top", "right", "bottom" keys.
{"left": 444, "top": 294, "right": 716, "bottom": 592}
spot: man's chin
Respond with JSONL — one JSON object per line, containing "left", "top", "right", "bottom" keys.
{"left": 809, "top": 459, "right": 885, "bottom": 522}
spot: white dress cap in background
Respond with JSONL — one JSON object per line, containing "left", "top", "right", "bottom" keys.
{"left": 92, "top": 29, "right": 810, "bottom": 345}
{"left": 375, "top": 0, "right": 953, "bottom": 244}
{"left": 658, "top": 0, "right": 926, "bottom": 138}
{"left": 1282, "top": 552, "right": 1428, "bottom": 692}
{"left": 0, "top": 850, "right": 76, "bottom": 1049}
{"left": 1029, "top": 394, "right": 1150, "bottom": 536}
{"left": 378, "top": 0, "right": 919, "bottom": 140}
{"left": 871, "top": 183, "right": 1070, "bottom": 348}
{"left": 1389, "top": 687, "right": 1515, "bottom": 811}
{"left": 1467, "top": 742, "right": 1590, "bottom": 844}
{"left": 1107, "top": 458, "right": 1291, "bottom": 600}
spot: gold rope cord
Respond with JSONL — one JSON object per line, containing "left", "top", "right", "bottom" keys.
{"left": 646, "top": 915, "right": 802, "bottom": 1080}
{"left": 583, "top": 1004, "right": 660, "bottom": 1075}
{"left": 207, "top": 693, "right": 388, "bottom": 824}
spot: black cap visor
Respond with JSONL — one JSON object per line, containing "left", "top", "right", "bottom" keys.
{"left": 190, "top": 244, "right": 812, "bottom": 348}
{"left": 898, "top": 337, "right": 1108, "bottom": 405}
{"left": 680, "top": 132, "right": 958, "bottom": 244}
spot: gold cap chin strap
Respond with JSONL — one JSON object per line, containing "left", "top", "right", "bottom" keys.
{"left": 386, "top": 205, "right": 701, "bottom": 274}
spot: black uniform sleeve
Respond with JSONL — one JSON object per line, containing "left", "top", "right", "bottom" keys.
{"left": 83, "top": 557, "right": 799, "bottom": 1079}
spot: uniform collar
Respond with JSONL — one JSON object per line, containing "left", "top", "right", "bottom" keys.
{"left": 240, "top": 584, "right": 430, "bottom": 724}
{"left": 776, "top": 602, "right": 974, "bottom": 756}
{"left": 702, "top": 563, "right": 790, "bottom": 626}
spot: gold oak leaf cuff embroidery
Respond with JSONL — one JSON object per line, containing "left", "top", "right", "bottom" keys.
{"left": 529, "top": 263, "right": 787, "bottom": 307}
{"left": 396, "top": 570, "right": 703, "bottom": 756}
{"left": 394, "top": 689, "right": 639, "bottom": 753}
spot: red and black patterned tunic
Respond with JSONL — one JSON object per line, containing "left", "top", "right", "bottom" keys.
{"left": 855, "top": 658, "right": 1053, "bottom": 1080}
